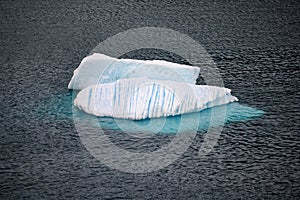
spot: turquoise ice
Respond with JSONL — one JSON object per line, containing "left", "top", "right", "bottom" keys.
{"left": 36, "top": 92, "right": 264, "bottom": 135}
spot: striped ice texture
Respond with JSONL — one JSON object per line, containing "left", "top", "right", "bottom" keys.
{"left": 74, "top": 78, "right": 238, "bottom": 120}
{"left": 68, "top": 53, "right": 200, "bottom": 90}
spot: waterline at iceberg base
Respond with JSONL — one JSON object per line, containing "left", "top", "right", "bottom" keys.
{"left": 37, "top": 92, "right": 264, "bottom": 135}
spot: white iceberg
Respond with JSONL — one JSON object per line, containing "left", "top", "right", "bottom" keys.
{"left": 74, "top": 78, "right": 238, "bottom": 120}
{"left": 68, "top": 53, "right": 200, "bottom": 90}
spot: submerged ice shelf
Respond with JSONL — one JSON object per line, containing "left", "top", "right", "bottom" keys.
{"left": 36, "top": 92, "right": 264, "bottom": 135}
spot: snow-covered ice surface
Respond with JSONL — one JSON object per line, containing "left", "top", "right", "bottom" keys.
{"left": 74, "top": 78, "right": 238, "bottom": 120}
{"left": 68, "top": 53, "right": 200, "bottom": 90}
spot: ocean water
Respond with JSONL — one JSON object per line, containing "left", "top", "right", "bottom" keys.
{"left": 1, "top": 0, "right": 299, "bottom": 199}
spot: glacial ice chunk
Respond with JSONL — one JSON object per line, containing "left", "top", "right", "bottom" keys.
{"left": 74, "top": 78, "right": 238, "bottom": 120}
{"left": 68, "top": 53, "right": 200, "bottom": 90}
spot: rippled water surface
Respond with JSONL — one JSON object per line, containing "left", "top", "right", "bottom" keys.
{"left": 1, "top": 0, "right": 299, "bottom": 199}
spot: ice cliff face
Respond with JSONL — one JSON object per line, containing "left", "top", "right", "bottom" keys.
{"left": 68, "top": 53, "right": 200, "bottom": 90}
{"left": 74, "top": 78, "right": 238, "bottom": 120}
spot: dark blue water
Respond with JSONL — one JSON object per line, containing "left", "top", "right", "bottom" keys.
{"left": 1, "top": 0, "right": 299, "bottom": 199}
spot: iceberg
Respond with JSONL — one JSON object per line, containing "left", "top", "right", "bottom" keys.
{"left": 74, "top": 78, "right": 238, "bottom": 120}
{"left": 68, "top": 53, "right": 200, "bottom": 90}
